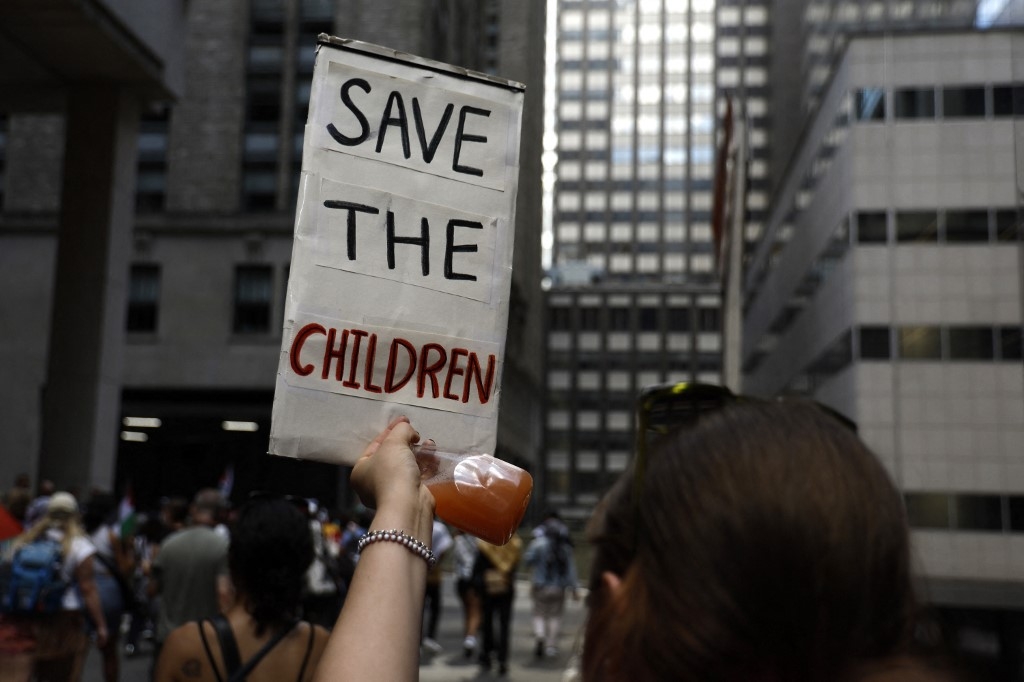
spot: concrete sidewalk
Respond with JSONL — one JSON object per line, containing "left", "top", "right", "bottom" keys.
{"left": 84, "top": 577, "right": 586, "bottom": 681}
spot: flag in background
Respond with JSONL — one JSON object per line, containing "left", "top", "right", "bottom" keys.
{"left": 118, "top": 483, "right": 137, "bottom": 538}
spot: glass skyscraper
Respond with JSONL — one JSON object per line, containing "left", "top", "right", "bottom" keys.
{"left": 545, "top": 0, "right": 723, "bottom": 519}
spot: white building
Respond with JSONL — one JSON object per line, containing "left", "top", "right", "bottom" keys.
{"left": 738, "top": 29, "right": 1024, "bottom": 676}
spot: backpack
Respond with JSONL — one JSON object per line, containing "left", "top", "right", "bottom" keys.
{"left": 0, "top": 537, "right": 68, "bottom": 614}
{"left": 543, "top": 526, "right": 570, "bottom": 583}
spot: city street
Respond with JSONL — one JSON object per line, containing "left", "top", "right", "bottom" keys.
{"left": 83, "top": 577, "right": 586, "bottom": 681}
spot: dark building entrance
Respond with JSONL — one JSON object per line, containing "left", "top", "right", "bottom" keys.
{"left": 116, "top": 389, "right": 350, "bottom": 514}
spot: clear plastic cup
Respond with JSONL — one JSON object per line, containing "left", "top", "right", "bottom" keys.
{"left": 413, "top": 444, "right": 533, "bottom": 545}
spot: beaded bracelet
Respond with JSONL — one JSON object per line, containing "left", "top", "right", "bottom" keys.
{"left": 357, "top": 529, "right": 437, "bottom": 568}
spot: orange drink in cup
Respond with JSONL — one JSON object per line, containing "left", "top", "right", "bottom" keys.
{"left": 414, "top": 446, "right": 533, "bottom": 546}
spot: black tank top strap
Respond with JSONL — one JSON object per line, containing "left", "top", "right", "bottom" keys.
{"left": 197, "top": 619, "right": 226, "bottom": 682}
{"left": 296, "top": 621, "right": 316, "bottom": 682}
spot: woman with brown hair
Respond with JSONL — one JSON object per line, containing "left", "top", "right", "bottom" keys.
{"left": 582, "top": 396, "right": 930, "bottom": 681}
{"left": 314, "top": 397, "right": 946, "bottom": 681}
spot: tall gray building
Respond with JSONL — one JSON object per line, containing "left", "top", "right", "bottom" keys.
{"left": 0, "top": 0, "right": 546, "bottom": 510}
{"left": 545, "top": 0, "right": 723, "bottom": 520}
{"left": 721, "top": 1, "right": 1024, "bottom": 677}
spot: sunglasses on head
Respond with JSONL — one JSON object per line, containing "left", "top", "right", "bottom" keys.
{"left": 632, "top": 382, "right": 857, "bottom": 502}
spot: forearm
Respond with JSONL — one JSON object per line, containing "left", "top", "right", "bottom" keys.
{"left": 315, "top": 486, "right": 435, "bottom": 682}
{"left": 79, "top": 581, "right": 107, "bottom": 636}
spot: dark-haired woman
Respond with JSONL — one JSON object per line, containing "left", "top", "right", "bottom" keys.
{"left": 154, "top": 498, "right": 329, "bottom": 682}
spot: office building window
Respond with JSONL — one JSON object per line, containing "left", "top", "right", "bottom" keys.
{"left": 945, "top": 210, "right": 989, "bottom": 242}
{"left": 895, "top": 211, "right": 938, "bottom": 243}
{"left": 904, "top": 493, "right": 950, "bottom": 529}
{"left": 1010, "top": 497, "right": 1024, "bottom": 531}
{"left": 894, "top": 87, "right": 935, "bottom": 119}
{"left": 995, "top": 210, "right": 1019, "bottom": 242}
{"left": 579, "top": 307, "right": 600, "bottom": 331}
{"left": 698, "top": 306, "right": 720, "bottom": 332}
{"left": 859, "top": 326, "right": 891, "bottom": 359}
{"left": 942, "top": 86, "right": 985, "bottom": 118}
{"left": 856, "top": 211, "right": 888, "bottom": 243}
{"left": 126, "top": 264, "right": 161, "bottom": 333}
{"left": 638, "top": 307, "right": 659, "bottom": 331}
{"left": 608, "top": 307, "right": 630, "bottom": 331}
{"left": 667, "top": 308, "right": 691, "bottom": 332}
{"left": 955, "top": 495, "right": 1003, "bottom": 532}
{"left": 549, "top": 307, "right": 571, "bottom": 331}
{"left": 243, "top": 0, "right": 333, "bottom": 211}
{"left": 1000, "top": 327, "right": 1022, "bottom": 360}
{"left": 233, "top": 265, "right": 274, "bottom": 334}
{"left": 854, "top": 88, "right": 885, "bottom": 121}
{"left": 948, "top": 327, "right": 994, "bottom": 360}
{"left": 898, "top": 327, "right": 941, "bottom": 359}
{"left": 136, "top": 107, "right": 170, "bottom": 212}
{"left": 243, "top": 4, "right": 285, "bottom": 212}
{"left": 992, "top": 85, "right": 1024, "bottom": 117}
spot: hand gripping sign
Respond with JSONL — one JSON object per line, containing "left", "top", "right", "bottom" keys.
{"left": 269, "top": 36, "right": 524, "bottom": 464}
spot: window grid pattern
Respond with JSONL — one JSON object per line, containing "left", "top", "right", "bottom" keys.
{"left": 126, "top": 264, "right": 161, "bottom": 334}
{"left": 233, "top": 265, "right": 274, "bottom": 334}
{"left": 136, "top": 108, "right": 170, "bottom": 212}
{"left": 546, "top": 289, "right": 722, "bottom": 506}
{"left": 906, "top": 493, "right": 1024, "bottom": 534}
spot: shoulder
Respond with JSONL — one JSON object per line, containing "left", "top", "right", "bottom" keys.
{"left": 156, "top": 621, "right": 212, "bottom": 682}
{"left": 199, "top": 526, "right": 229, "bottom": 549}
{"left": 166, "top": 620, "right": 204, "bottom": 651}
{"left": 304, "top": 623, "right": 332, "bottom": 675}
{"left": 309, "top": 622, "right": 330, "bottom": 649}
{"left": 159, "top": 528, "right": 190, "bottom": 551}
{"left": 68, "top": 535, "right": 96, "bottom": 563}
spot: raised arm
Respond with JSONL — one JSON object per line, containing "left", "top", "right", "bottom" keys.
{"left": 313, "top": 418, "right": 435, "bottom": 682}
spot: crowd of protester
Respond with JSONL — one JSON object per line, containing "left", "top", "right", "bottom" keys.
{"left": 0, "top": 478, "right": 378, "bottom": 681}
{"left": 0, "top": 471, "right": 582, "bottom": 681}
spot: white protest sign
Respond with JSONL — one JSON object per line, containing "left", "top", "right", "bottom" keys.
{"left": 269, "top": 36, "right": 524, "bottom": 465}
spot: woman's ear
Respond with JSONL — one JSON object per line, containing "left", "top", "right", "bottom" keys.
{"left": 601, "top": 570, "right": 623, "bottom": 598}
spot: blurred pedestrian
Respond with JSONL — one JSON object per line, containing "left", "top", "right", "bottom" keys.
{"left": 159, "top": 497, "right": 188, "bottom": 537}
{"left": 2, "top": 474, "right": 31, "bottom": 531}
{"left": 153, "top": 496, "right": 329, "bottom": 682}
{"left": 474, "top": 535, "right": 522, "bottom": 676}
{"left": 451, "top": 528, "right": 481, "bottom": 658}
{"left": 300, "top": 500, "right": 346, "bottom": 630}
{"left": 82, "top": 491, "right": 133, "bottom": 682}
{"left": 23, "top": 480, "right": 55, "bottom": 530}
{"left": 148, "top": 489, "right": 231, "bottom": 673}
{"left": 420, "top": 519, "right": 452, "bottom": 654}
{"left": 0, "top": 492, "right": 108, "bottom": 682}
{"left": 524, "top": 510, "right": 578, "bottom": 659}
{"left": 124, "top": 512, "right": 164, "bottom": 657}
{"left": 339, "top": 506, "right": 372, "bottom": 566}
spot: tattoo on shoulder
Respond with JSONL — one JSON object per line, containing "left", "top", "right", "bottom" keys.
{"left": 181, "top": 658, "right": 202, "bottom": 678}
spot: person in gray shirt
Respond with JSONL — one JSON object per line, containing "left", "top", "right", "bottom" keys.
{"left": 149, "top": 489, "right": 231, "bottom": 674}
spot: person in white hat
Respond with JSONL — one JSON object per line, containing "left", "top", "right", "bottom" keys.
{"left": 2, "top": 491, "right": 108, "bottom": 681}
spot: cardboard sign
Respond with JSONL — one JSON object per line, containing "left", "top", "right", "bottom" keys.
{"left": 269, "top": 37, "right": 524, "bottom": 465}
